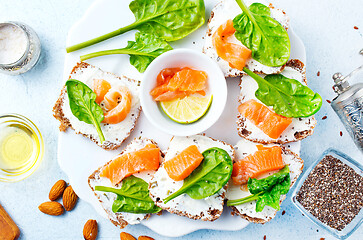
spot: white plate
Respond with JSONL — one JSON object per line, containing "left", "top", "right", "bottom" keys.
{"left": 59, "top": 0, "right": 306, "bottom": 237}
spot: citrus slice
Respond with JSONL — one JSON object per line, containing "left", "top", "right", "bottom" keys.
{"left": 160, "top": 95, "right": 213, "bottom": 124}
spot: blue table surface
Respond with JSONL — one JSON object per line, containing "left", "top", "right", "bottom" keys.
{"left": 1, "top": 0, "right": 362, "bottom": 239}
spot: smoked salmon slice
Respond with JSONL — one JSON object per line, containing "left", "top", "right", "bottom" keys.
{"left": 102, "top": 86, "right": 132, "bottom": 124}
{"left": 164, "top": 145, "right": 204, "bottom": 181}
{"left": 167, "top": 68, "right": 207, "bottom": 92}
{"left": 100, "top": 144, "right": 160, "bottom": 186}
{"left": 93, "top": 79, "right": 111, "bottom": 104}
{"left": 150, "top": 67, "right": 208, "bottom": 102}
{"left": 212, "top": 19, "right": 252, "bottom": 70}
{"left": 238, "top": 100, "right": 292, "bottom": 139}
{"left": 232, "top": 146, "right": 284, "bottom": 185}
{"left": 157, "top": 68, "right": 182, "bottom": 86}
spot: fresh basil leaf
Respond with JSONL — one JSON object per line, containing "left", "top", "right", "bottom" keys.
{"left": 95, "top": 176, "right": 161, "bottom": 214}
{"left": 66, "top": 79, "right": 105, "bottom": 143}
{"left": 80, "top": 33, "right": 172, "bottom": 73}
{"left": 227, "top": 165, "right": 291, "bottom": 212}
{"left": 163, "top": 147, "right": 233, "bottom": 203}
{"left": 66, "top": 0, "right": 205, "bottom": 52}
{"left": 243, "top": 67, "right": 322, "bottom": 118}
{"left": 233, "top": 0, "right": 290, "bottom": 67}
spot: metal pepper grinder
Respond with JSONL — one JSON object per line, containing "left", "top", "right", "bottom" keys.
{"left": 331, "top": 49, "right": 363, "bottom": 152}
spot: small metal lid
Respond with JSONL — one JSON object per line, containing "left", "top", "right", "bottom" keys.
{"left": 333, "top": 72, "right": 350, "bottom": 94}
{"left": 333, "top": 49, "right": 363, "bottom": 94}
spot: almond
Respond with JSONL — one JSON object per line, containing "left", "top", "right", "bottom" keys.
{"left": 63, "top": 185, "right": 78, "bottom": 211}
{"left": 138, "top": 236, "right": 155, "bottom": 240}
{"left": 38, "top": 201, "right": 64, "bottom": 216}
{"left": 120, "top": 232, "right": 136, "bottom": 240}
{"left": 49, "top": 180, "right": 67, "bottom": 201}
{"left": 83, "top": 219, "right": 98, "bottom": 240}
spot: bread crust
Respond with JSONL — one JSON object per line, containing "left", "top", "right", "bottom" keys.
{"left": 237, "top": 59, "right": 317, "bottom": 144}
{"left": 52, "top": 62, "right": 141, "bottom": 150}
{"left": 229, "top": 146, "right": 304, "bottom": 224}
{"left": 88, "top": 137, "right": 163, "bottom": 229}
{"left": 149, "top": 134, "right": 236, "bottom": 221}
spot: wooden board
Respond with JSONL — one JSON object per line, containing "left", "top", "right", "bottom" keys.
{"left": 0, "top": 204, "right": 20, "bottom": 240}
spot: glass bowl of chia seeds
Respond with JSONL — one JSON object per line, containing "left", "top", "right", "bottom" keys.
{"left": 291, "top": 149, "right": 363, "bottom": 239}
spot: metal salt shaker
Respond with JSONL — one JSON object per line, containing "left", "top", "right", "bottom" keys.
{"left": 331, "top": 49, "right": 363, "bottom": 152}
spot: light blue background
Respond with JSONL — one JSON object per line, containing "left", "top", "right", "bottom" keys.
{"left": 0, "top": 0, "right": 362, "bottom": 239}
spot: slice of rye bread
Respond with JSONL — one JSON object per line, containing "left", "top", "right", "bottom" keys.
{"left": 203, "top": 0, "right": 289, "bottom": 77}
{"left": 237, "top": 59, "right": 317, "bottom": 144}
{"left": 227, "top": 139, "right": 303, "bottom": 224}
{"left": 53, "top": 62, "right": 141, "bottom": 150}
{"left": 88, "top": 137, "right": 163, "bottom": 229}
{"left": 148, "top": 134, "right": 235, "bottom": 221}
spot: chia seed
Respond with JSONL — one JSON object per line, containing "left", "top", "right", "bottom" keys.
{"left": 296, "top": 155, "right": 363, "bottom": 231}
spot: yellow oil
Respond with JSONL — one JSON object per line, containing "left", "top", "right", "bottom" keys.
{"left": 0, "top": 124, "right": 36, "bottom": 170}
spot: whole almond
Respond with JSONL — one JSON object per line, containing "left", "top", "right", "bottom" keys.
{"left": 120, "top": 232, "right": 136, "bottom": 240}
{"left": 38, "top": 201, "right": 64, "bottom": 216}
{"left": 83, "top": 219, "right": 98, "bottom": 240}
{"left": 138, "top": 236, "right": 154, "bottom": 240}
{"left": 49, "top": 180, "right": 67, "bottom": 201}
{"left": 63, "top": 185, "right": 78, "bottom": 211}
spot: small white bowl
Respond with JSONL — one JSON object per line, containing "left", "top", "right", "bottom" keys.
{"left": 140, "top": 49, "right": 227, "bottom": 136}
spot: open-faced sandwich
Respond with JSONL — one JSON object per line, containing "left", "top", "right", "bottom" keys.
{"left": 53, "top": 62, "right": 141, "bottom": 150}
{"left": 203, "top": 0, "right": 290, "bottom": 77}
{"left": 149, "top": 135, "right": 235, "bottom": 221}
{"left": 88, "top": 137, "right": 162, "bottom": 228}
{"left": 237, "top": 59, "right": 321, "bottom": 144}
{"left": 226, "top": 139, "right": 303, "bottom": 223}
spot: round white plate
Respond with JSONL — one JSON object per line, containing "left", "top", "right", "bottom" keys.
{"left": 59, "top": 0, "right": 305, "bottom": 237}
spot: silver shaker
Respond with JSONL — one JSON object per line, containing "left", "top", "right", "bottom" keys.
{"left": 331, "top": 49, "right": 363, "bottom": 152}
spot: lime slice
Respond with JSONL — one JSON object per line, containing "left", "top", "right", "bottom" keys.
{"left": 160, "top": 95, "right": 213, "bottom": 124}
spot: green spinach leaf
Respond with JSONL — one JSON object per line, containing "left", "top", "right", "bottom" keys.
{"left": 233, "top": 0, "right": 290, "bottom": 67}
{"left": 243, "top": 67, "right": 322, "bottom": 118}
{"left": 95, "top": 176, "right": 161, "bottom": 214}
{"left": 80, "top": 33, "right": 172, "bottom": 73}
{"left": 66, "top": 0, "right": 205, "bottom": 53}
{"left": 66, "top": 79, "right": 105, "bottom": 144}
{"left": 163, "top": 147, "right": 233, "bottom": 203}
{"left": 227, "top": 165, "right": 290, "bottom": 212}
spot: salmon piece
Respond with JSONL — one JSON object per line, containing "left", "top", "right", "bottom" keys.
{"left": 100, "top": 144, "right": 160, "bottom": 185}
{"left": 155, "top": 91, "right": 188, "bottom": 102}
{"left": 212, "top": 19, "right": 252, "bottom": 70}
{"left": 164, "top": 145, "right": 204, "bottom": 181}
{"left": 196, "top": 90, "right": 206, "bottom": 96}
{"left": 93, "top": 79, "right": 111, "bottom": 104}
{"left": 232, "top": 146, "right": 284, "bottom": 185}
{"left": 238, "top": 100, "right": 292, "bottom": 139}
{"left": 150, "top": 67, "right": 208, "bottom": 102}
{"left": 157, "top": 68, "right": 182, "bottom": 86}
{"left": 167, "top": 68, "right": 207, "bottom": 92}
{"left": 103, "top": 86, "right": 132, "bottom": 124}
{"left": 150, "top": 84, "right": 169, "bottom": 99}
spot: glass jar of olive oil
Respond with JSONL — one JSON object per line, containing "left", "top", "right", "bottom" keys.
{"left": 0, "top": 114, "right": 44, "bottom": 182}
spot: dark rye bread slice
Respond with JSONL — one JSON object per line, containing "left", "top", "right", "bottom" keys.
{"left": 88, "top": 137, "right": 163, "bottom": 229}
{"left": 237, "top": 59, "right": 317, "bottom": 144}
{"left": 53, "top": 62, "right": 141, "bottom": 150}
{"left": 228, "top": 141, "right": 303, "bottom": 224}
{"left": 148, "top": 135, "right": 235, "bottom": 221}
{"left": 203, "top": 0, "right": 289, "bottom": 77}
